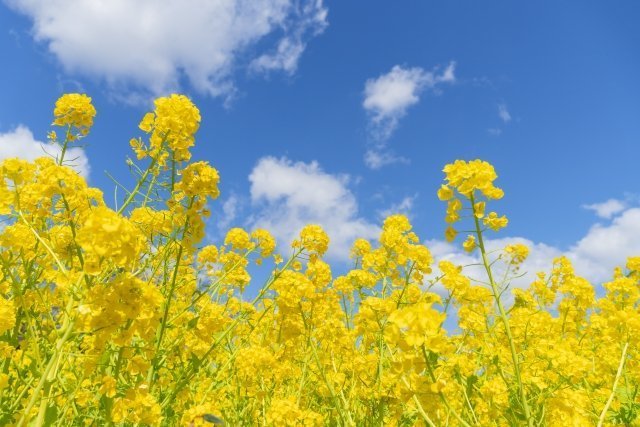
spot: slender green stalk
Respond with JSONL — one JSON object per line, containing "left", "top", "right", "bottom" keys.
{"left": 420, "top": 345, "right": 473, "bottom": 427}
{"left": 597, "top": 341, "right": 629, "bottom": 427}
{"left": 399, "top": 376, "right": 436, "bottom": 427}
{"left": 470, "top": 193, "right": 534, "bottom": 427}
{"left": 57, "top": 125, "right": 72, "bottom": 166}
{"left": 16, "top": 296, "right": 76, "bottom": 427}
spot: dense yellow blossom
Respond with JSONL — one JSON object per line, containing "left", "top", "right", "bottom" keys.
{"left": 0, "top": 297, "right": 16, "bottom": 334}
{"left": 293, "top": 224, "right": 330, "bottom": 256}
{"left": 139, "top": 94, "right": 201, "bottom": 164}
{"left": 175, "top": 161, "right": 220, "bottom": 199}
{"left": 53, "top": 93, "right": 96, "bottom": 129}
{"left": 442, "top": 159, "right": 504, "bottom": 199}
{"left": 505, "top": 243, "right": 529, "bottom": 264}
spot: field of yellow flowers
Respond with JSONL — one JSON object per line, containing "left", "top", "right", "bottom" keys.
{"left": 0, "top": 94, "right": 638, "bottom": 426}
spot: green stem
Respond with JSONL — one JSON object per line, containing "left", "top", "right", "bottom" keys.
{"left": 117, "top": 158, "right": 157, "bottom": 215}
{"left": 420, "top": 345, "right": 473, "bottom": 427}
{"left": 147, "top": 240, "right": 185, "bottom": 386}
{"left": 597, "top": 341, "right": 629, "bottom": 427}
{"left": 58, "top": 125, "right": 72, "bottom": 166}
{"left": 16, "top": 296, "right": 76, "bottom": 427}
{"left": 470, "top": 194, "right": 533, "bottom": 426}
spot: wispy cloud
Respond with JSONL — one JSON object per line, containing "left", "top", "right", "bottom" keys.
{"left": 582, "top": 198, "right": 627, "bottom": 219}
{"left": 488, "top": 103, "right": 512, "bottom": 136}
{"left": 363, "top": 149, "right": 409, "bottom": 170}
{"left": 498, "top": 103, "right": 511, "bottom": 123}
{"left": 378, "top": 195, "right": 417, "bottom": 220}
{"left": 362, "top": 62, "right": 455, "bottom": 168}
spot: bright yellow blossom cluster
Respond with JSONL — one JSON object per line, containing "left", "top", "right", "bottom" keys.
{"left": 439, "top": 159, "right": 509, "bottom": 242}
{"left": 53, "top": 93, "right": 97, "bottom": 130}
{"left": 48, "top": 93, "right": 97, "bottom": 168}
{"left": 0, "top": 95, "right": 638, "bottom": 427}
{"left": 133, "top": 94, "right": 202, "bottom": 165}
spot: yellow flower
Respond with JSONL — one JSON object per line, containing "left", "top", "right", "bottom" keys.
{"left": 442, "top": 159, "right": 504, "bottom": 199}
{"left": 463, "top": 234, "right": 476, "bottom": 253}
{"left": 0, "top": 297, "right": 16, "bottom": 334}
{"left": 483, "top": 211, "right": 509, "bottom": 231}
{"left": 505, "top": 243, "right": 529, "bottom": 264}
{"left": 99, "top": 376, "right": 117, "bottom": 398}
{"left": 76, "top": 206, "right": 145, "bottom": 273}
{"left": 53, "top": 93, "right": 97, "bottom": 129}
{"left": 626, "top": 256, "right": 640, "bottom": 272}
{"left": 437, "top": 184, "right": 454, "bottom": 201}
{"left": 473, "top": 201, "right": 486, "bottom": 218}
{"left": 350, "top": 238, "right": 371, "bottom": 259}
{"left": 293, "top": 224, "right": 330, "bottom": 256}
{"left": 142, "top": 94, "right": 201, "bottom": 163}
{"left": 224, "top": 228, "right": 253, "bottom": 251}
{"left": 175, "top": 161, "right": 220, "bottom": 199}
{"left": 251, "top": 229, "right": 276, "bottom": 258}
{"left": 197, "top": 245, "right": 219, "bottom": 265}
{"left": 445, "top": 225, "right": 457, "bottom": 242}
{"left": 0, "top": 373, "right": 8, "bottom": 391}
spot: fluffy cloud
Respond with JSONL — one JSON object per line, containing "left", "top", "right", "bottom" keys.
{"left": 363, "top": 63, "right": 455, "bottom": 140}
{"left": 568, "top": 207, "right": 640, "bottom": 282}
{"left": 248, "top": 156, "right": 379, "bottom": 260}
{"left": 0, "top": 125, "right": 90, "bottom": 178}
{"left": 7, "top": 0, "right": 328, "bottom": 100}
{"left": 582, "top": 198, "right": 626, "bottom": 219}
{"left": 362, "top": 62, "right": 455, "bottom": 168}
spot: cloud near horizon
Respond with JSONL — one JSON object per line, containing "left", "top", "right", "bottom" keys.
{"left": 428, "top": 203, "right": 640, "bottom": 290}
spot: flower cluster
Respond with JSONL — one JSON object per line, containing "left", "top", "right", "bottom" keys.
{"left": 53, "top": 93, "right": 97, "bottom": 130}
{"left": 133, "top": 94, "right": 201, "bottom": 165}
{"left": 439, "top": 159, "right": 508, "bottom": 242}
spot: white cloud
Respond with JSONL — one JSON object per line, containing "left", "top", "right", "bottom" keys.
{"left": 379, "top": 195, "right": 417, "bottom": 220}
{"left": 0, "top": 125, "right": 90, "bottom": 178}
{"left": 362, "top": 62, "right": 455, "bottom": 169}
{"left": 7, "top": 0, "right": 328, "bottom": 100}
{"left": 567, "top": 208, "right": 640, "bottom": 282}
{"left": 363, "top": 148, "right": 409, "bottom": 170}
{"left": 250, "top": 1, "right": 328, "bottom": 74}
{"left": 498, "top": 103, "right": 511, "bottom": 123}
{"left": 583, "top": 198, "right": 626, "bottom": 219}
{"left": 248, "top": 156, "right": 379, "bottom": 260}
{"left": 216, "top": 194, "right": 241, "bottom": 232}
{"left": 363, "top": 62, "right": 455, "bottom": 141}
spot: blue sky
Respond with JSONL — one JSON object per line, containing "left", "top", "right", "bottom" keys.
{"left": 1, "top": 1, "right": 640, "bottom": 284}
